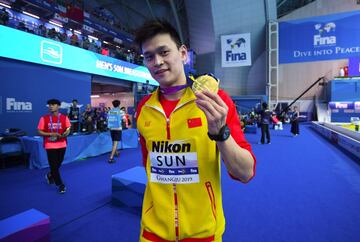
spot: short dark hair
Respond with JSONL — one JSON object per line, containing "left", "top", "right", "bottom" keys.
{"left": 112, "top": 100, "right": 120, "bottom": 108}
{"left": 262, "top": 102, "right": 268, "bottom": 109}
{"left": 72, "top": 99, "right": 78, "bottom": 103}
{"left": 47, "top": 99, "right": 61, "bottom": 105}
{"left": 134, "top": 19, "right": 182, "bottom": 50}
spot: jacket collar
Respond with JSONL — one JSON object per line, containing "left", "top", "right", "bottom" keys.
{"left": 146, "top": 86, "right": 197, "bottom": 109}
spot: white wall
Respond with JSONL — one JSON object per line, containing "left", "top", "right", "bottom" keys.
{"left": 185, "top": 0, "right": 277, "bottom": 96}
{"left": 211, "top": 0, "right": 276, "bottom": 96}
{"left": 185, "top": 0, "right": 216, "bottom": 75}
{"left": 91, "top": 92, "right": 134, "bottom": 109}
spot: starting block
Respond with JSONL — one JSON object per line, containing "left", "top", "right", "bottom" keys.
{"left": 0, "top": 209, "right": 50, "bottom": 242}
{"left": 112, "top": 166, "right": 147, "bottom": 208}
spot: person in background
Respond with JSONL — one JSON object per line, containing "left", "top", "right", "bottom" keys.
{"left": 37, "top": 24, "right": 47, "bottom": 37}
{"left": 258, "top": 102, "right": 272, "bottom": 144}
{"left": 95, "top": 107, "right": 108, "bottom": 132}
{"left": 271, "top": 113, "right": 283, "bottom": 130}
{"left": 81, "top": 104, "right": 95, "bottom": 133}
{"left": 0, "top": 8, "right": 10, "bottom": 26}
{"left": 68, "top": 99, "right": 80, "bottom": 134}
{"left": 38, "top": 99, "right": 71, "bottom": 194}
{"left": 142, "top": 80, "right": 152, "bottom": 95}
{"left": 107, "top": 100, "right": 125, "bottom": 163}
{"left": 120, "top": 107, "right": 131, "bottom": 129}
{"left": 291, "top": 106, "right": 300, "bottom": 137}
{"left": 82, "top": 36, "right": 90, "bottom": 50}
{"left": 70, "top": 29, "right": 79, "bottom": 46}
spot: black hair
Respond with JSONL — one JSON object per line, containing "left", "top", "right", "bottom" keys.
{"left": 47, "top": 99, "right": 61, "bottom": 105}
{"left": 112, "top": 100, "right": 121, "bottom": 108}
{"left": 262, "top": 102, "right": 268, "bottom": 109}
{"left": 72, "top": 99, "right": 78, "bottom": 103}
{"left": 134, "top": 19, "right": 182, "bottom": 50}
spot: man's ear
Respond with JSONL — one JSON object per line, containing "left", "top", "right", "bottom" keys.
{"left": 179, "top": 44, "right": 188, "bottom": 63}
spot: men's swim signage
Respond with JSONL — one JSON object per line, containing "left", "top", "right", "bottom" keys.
{"left": 279, "top": 10, "right": 360, "bottom": 63}
{"left": 0, "top": 25, "right": 156, "bottom": 85}
{"left": 149, "top": 140, "right": 199, "bottom": 184}
{"left": 221, "top": 33, "right": 252, "bottom": 67}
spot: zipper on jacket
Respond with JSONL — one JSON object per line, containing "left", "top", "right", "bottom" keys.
{"left": 145, "top": 99, "right": 195, "bottom": 241}
{"left": 173, "top": 184, "right": 179, "bottom": 242}
{"left": 166, "top": 118, "right": 171, "bottom": 140}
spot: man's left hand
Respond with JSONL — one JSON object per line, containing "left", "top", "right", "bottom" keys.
{"left": 195, "top": 90, "right": 228, "bottom": 135}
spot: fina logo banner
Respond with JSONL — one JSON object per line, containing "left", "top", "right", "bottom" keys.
{"left": 279, "top": 10, "right": 360, "bottom": 64}
{"left": 6, "top": 97, "right": 32, "bottom": 113}
{"left": 221, "top": 33, "right": 251, "bottom": 67}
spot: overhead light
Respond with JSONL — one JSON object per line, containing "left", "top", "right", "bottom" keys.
{"left": 140, "top": 54, "right": 144, "bottom": 57}
{"left": 22, "top": 11, "right": 40, "bottom": 19}
{"left": 116, "top": 45, "right": 120, "bottom": 48}
{"left": 0, "top": 2, "right": 11, "bottom": 8}
{"left": 127, "top": 49, "right": 131, "bottom": 52}
{"left": 88, "top": 35, "right": 98, "bottom": 41}
{"left": 90, "top": 95, "right": 100, "bottom": 98}
{"left": 103, "top": 41, "right": 109, "bottom": 44}
{"left": 49, "top": 20, "right": 63, "bottom": 28}
{"left": 74, "top": 30, "right": 82, "bottom": 35}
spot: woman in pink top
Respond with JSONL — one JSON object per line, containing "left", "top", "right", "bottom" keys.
{"left": 37, "top": 99, "right": 71, "bottom": 194}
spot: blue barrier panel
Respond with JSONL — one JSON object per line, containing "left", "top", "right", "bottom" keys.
{"left": 244, "top": 125, "right": 257, "bottom": 134}
{"left": 21, "top": 129, "right": 138, "bottom": 169}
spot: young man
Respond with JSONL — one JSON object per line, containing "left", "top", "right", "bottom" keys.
{"left": 38, "top": 99, "right": 71, "bottom": 194}
{"left": 107, "top": 100, "right": 125, "bottom": 163}
{"left": 135, "top": 20, "right": 256, "bottom": 241}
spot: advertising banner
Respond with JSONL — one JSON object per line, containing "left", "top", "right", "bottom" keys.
{"left": 0, "top": 58, "right": 91, "bottom": 136}
{"left": 0, "top": 25, "right": 156, "bottom": 85}
{"left": 280, "top": 10, "right": 360, "bottom": 64}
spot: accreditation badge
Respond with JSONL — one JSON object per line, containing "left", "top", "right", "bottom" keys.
{"left": 149, "top": 139, "right": 199, "bottom": 184}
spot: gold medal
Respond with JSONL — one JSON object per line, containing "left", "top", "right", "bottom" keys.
{"left": 190, "top": 74, "right": 219, "bottom": 93}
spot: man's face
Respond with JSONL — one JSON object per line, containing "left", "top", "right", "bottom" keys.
{"left": 72, "top": 101, "right": 77, "bottom": 107}
{"left": 142, "top": 34, "right": 188, "bottom": 87}
{"left": 48, "top": 104, "right": 59, "bottom": 113}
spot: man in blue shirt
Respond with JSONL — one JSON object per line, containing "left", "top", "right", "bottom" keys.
{"left": 107, "top": 99, "right": 125, "bottom": 163}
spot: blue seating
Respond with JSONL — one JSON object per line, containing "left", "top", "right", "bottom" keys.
{"left": 112, "top": 166, "right": 147, "bottom": 208}
{"left": 0, "top": 209, "right": 50, "bottom": 242}
{"left": 0, "top": 136, "right": 27, "bottom": 168}
{"left": 245, "top": 125, "right": 257, "bottom": 134}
